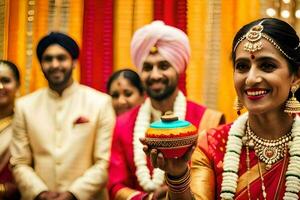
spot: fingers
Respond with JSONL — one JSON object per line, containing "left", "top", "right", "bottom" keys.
{"left": 140, "top": 138, "right": 151, "bottom": 156}
{"left": 143, "top": 145, "right": 150, "bottom": 156}
{"left": 183, "top": 145, "right": 196, "bottom": 162}
{"left": 139, "top": 137, "right": 146, "bottom": 145}
{"left": 150, "top": 149, "right": 158, "bottom": 168}
{"left": 156, "top": 152, "right": 166, "bottom": 170}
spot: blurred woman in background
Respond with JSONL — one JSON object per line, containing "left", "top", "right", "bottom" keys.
{"left": 0, "top": 60, "right": 20, "bottom": 200}
{"left": 107, "top": 69, "right": 144, "bottom": 116}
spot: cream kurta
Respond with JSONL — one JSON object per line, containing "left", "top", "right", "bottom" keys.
{"left": 10, "top": 82, "right": 115, "bottom": 200}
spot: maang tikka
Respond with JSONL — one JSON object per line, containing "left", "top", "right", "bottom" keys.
{"left": 233, "top": 20, "right": 294, "bottom": 61}
{"left": 243, "top": 22, "right": 264, "bottom": 53}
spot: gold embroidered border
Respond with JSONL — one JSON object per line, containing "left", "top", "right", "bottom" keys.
{"left": 115, "top": 187, "right": 140, "bottom": 200}
{"left": 203, "top": 0, "right": 221, "bottom": 110}
{"left": 25, "top": 0, "right": 35, "bottom": 94}
{"left": 60, "top": 0, "right": 69, "bottom": 33}
{"left": 236, "top": 162, "right": 266, "bottom": 194}
{"left": 48, "top": 0, "right": 69, "bottom": 32}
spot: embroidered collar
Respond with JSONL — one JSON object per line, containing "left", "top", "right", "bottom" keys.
{"left": 47, "top": 81, "right": 78, "bottom": 99}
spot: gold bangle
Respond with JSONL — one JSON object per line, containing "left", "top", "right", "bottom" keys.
{"left": 165, "top": 168, "right": 190, "bottom": 185}
{"left": 165, "top": 168, "right": 191, "bottom": 194}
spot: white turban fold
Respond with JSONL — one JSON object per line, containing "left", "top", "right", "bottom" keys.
{"left": 130, "top": 21, "right": 191, "bottom": 74}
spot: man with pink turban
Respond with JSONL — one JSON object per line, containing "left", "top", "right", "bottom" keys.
{"left": 131, "top": 21, "right": 190, "bottom": 75}
{"left": 108, "top": 21, "right": 225, "bottom": 200}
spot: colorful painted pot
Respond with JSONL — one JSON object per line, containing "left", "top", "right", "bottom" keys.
{"left": 145, "top": 111, "right": 198, "bottom": 158}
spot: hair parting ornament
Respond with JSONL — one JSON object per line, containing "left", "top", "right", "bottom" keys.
{"left": 294, "top": 42, "right": 300, "bottom": 50}
{"left": 243, "top": 21, "right": 264, "bottom": 53}
{"left": 233, "top": 20, "right": 294, "bottom": 61}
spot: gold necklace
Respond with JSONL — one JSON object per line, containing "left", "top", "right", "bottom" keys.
{"left": 246, "top": 121, "right": 291, "bottom": 170}
{"left": 0, "top": 116, "right": 12, "bottom": 133}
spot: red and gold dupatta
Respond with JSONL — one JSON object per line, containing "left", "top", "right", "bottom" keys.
{"left": 235, "top": 151, "right": 289, "bottom": 200}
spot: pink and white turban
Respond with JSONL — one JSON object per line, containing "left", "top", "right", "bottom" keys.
{"left": 130, "top": 21, "right": 191, "bottom": 74}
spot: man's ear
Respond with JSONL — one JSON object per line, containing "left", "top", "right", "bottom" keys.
{"left": 72, "top": 60, "right": 78, "bottom": 69}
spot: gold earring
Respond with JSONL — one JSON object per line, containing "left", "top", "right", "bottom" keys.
{"left": 284, "top": 85, "right": 300, "bottom": 114}
{"left": 234, "top": 97, "right": 243, "bottom": 115}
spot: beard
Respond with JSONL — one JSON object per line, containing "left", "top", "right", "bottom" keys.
{"left": 42, "top": 67, "right": 73, "bottom": 90}
{"left": 145, "top": 77, "right": 178, "bottom": 101}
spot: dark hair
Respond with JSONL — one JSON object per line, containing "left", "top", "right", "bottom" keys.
{"left": 0, "top": 60, "right": 20, "bottom": 86}
{"left": 106, "top": 69, "right": 144, "bottom": 95}
{"left": 232, "top": 17, "right": 300, "bottom": 99}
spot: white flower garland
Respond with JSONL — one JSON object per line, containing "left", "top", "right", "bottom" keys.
{"left": 133, "top": 91, "right": 186, "bottom": 192}
{"left": 220, "top": 113, "right": 300, "bottom": 200}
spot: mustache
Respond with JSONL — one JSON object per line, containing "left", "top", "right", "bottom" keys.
{"left": 146, "top": 78, "right": 168, "bottom": 85}
{"left": 47, "top": 68, "right": 64, "bottom": 74}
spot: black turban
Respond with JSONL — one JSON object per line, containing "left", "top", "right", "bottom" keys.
{"left": 36, "top": 32, "right": 79, "bottom": 62}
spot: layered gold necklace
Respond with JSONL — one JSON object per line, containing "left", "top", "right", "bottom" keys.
{"left": 245, "top": 121, "right": 291, "bottom": 170}
{"left": 220, "top": 113, "right": 300, "bottom": 200}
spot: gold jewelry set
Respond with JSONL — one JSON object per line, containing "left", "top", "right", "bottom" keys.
{"left": 243, "top": 121, "right": 291, "bottom": 170}
{"left": 243, "top": 120, "right": 291, "bottom": 200}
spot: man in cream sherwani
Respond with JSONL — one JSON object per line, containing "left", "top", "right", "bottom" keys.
{"left": 10, "top": 32, "right": 115, "bottom": 200}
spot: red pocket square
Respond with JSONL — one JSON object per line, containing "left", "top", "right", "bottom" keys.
{"left": 74, "top": 116, "right": 89, "bottom": 125}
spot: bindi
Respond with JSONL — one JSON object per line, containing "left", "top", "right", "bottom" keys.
{"left": 250, "top": 54, "right": 255, "bottom": 59}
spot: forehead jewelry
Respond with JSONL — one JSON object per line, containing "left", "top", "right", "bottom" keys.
{"left": 233, "top": 22, "right": 294, "bottom": 61}
{"left": 150, "top": 46, "right": 158, "bottom": 54}
{"left": 244, "top": 23, "right": 264, "bottom": 53}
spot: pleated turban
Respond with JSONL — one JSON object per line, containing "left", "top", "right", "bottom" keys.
{"left": 36, "top": 32, "right": 79, "bottom": 62}
{"left": 130, "top": 21, "right": 190, "bottom": 74}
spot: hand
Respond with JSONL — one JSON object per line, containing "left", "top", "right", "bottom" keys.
{"left": 140, "top": 138, "right": 196, "bottom": 177}
{"left": 35, "top": 191, "right": 59, "bottom": 200}
{"left": 54, "top": 192, "right": 77, "bottom": 200}
{"left": 152, "top": 185, "right": 168, "bottom": 200}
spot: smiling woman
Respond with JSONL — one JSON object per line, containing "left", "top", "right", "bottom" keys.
{"left": 107, "top": 69, "right": 145, "bottom": 116}
{"left": 0, "top": 60, "right": 20, "bottom": 200}
{"left": 234, "top": 36, "right": 293, "bottom": 115}
{"left": 144, "top": 18, "right": 300, "bottom": 200}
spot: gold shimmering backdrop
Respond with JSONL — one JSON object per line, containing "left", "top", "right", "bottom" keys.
{"left": 1, "top": 0, "right": 298, "bottom": 122}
